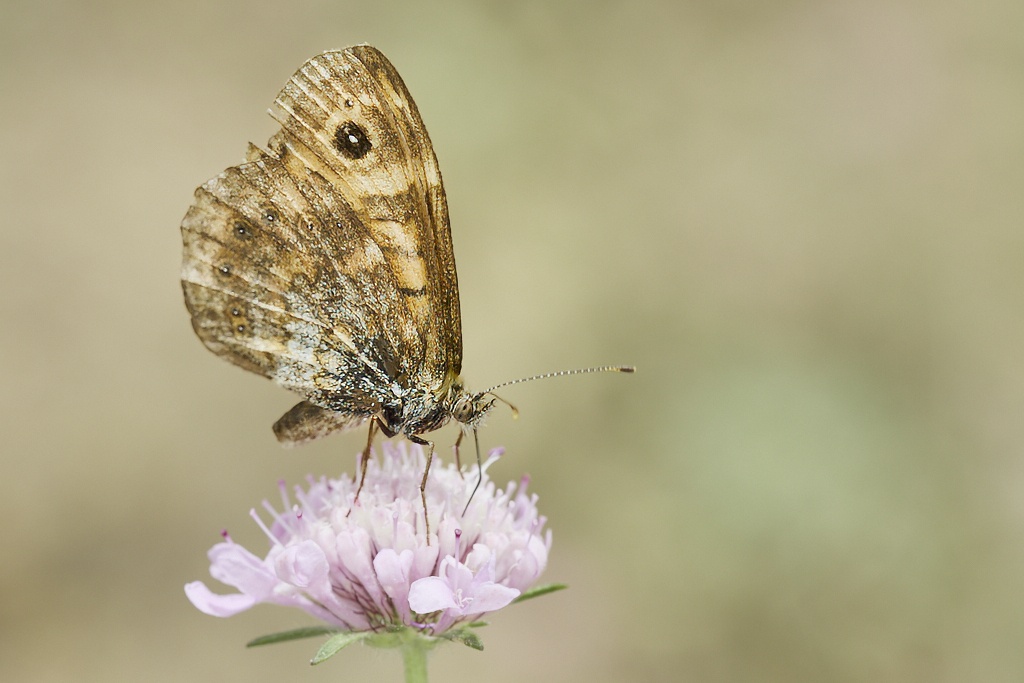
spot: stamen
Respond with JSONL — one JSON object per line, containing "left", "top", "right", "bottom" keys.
{"left": 277, "top": 478, "right": 290, "bottom": 510}
{"left": 249, "top": 508, "right": 282, "bottom": 547}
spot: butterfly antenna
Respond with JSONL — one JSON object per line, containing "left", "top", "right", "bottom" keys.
{"left": 461, "top": 365, "right": 634, "bottom": 515}
{"left": 481, "top": 365, "right": 635, "bottom": 395}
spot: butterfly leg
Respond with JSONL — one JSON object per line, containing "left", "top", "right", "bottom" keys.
{"left": 408, "top": 433, "right": 435, "bottom": 545}
{"left": 453, "top": 431, "right": 464, "bottom": 478}
{"left": 350, "top": 418, "right": 381, "bottom": 510}
{"left": 461, "top": 428, "right": 484, "bottom": 516}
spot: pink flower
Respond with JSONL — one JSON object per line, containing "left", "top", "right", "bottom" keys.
{"left": 185, "top": 443, "right": 550, "bottom": 634}
{"left": 409, "top": 544, "right": 520, "bottom": 633}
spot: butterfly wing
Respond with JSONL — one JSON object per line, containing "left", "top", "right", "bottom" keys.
{"left": 267, "top": 46, "right": 462, "bottom": 390}
{"left": 180, "top": 46, "right": 462, "bottom": 442}
{"left": 181, "top": 147, "right": 411, "bottom": 421}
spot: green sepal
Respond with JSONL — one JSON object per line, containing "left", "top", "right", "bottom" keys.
{"left": 310, "top": 631, "right": 373, "bottom": 665}
{"left": 362, "top": 625, "right": 408, "bottom": 650}
{"left": 441, "top": 627, "right": 485, "bottom": 651}
{"left": 246, "top": 626, "right": 339, "bottom": 647}
{"left": 512, "top": 583, "right": 568, "bottom": 604}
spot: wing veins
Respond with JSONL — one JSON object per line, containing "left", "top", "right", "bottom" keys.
{"left": 186, "top": 279, "right": 386, "bottom": 380}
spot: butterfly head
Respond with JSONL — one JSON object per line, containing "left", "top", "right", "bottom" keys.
{"left": 449, "top": 380, "right": 496, "bottom": 431}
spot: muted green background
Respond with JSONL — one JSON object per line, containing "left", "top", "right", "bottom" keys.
{"left": 3, "top": 0, "right": 1023, "bottom": 681}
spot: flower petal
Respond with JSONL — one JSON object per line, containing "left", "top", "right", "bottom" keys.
{"left": 466, "top": 582, "right": 520, "bottom": 613}
{"left": 274, "top": 539, "right": 329, "bottom": 589}
{"left": 408, "top": 576, "right": 457, "bottom": 613}
{"left": 373, "top": 548, "right": 411, "bottom": 600}
{"left": 207, "top": 542, "right": 279, "bottom": 600}
{"left": 184, "top": 581, "right": 256, "bottom": 617}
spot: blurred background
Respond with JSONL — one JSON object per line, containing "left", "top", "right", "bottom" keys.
{"left": 2, "top": 0, "right": 1023, "bottom": 681}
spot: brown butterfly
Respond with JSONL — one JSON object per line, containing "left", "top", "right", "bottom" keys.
{"left": 180, "top": 46, "right": 631, "bottom": 535}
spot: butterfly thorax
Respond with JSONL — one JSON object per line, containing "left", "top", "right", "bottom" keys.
{"left": 377, "top": 378, "right": 493, "bottom": 438}
{"left": 377, "top": 389, "right": 449, "bottom": 437}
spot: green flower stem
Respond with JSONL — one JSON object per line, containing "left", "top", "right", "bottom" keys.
{"left": 364, "top": 627, "right": 436, "bottom": 683}
{"left": 401, "top": 634, "right": 430, "bottom": 683}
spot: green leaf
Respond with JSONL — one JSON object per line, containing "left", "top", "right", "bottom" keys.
{"left": 246, "top": 626, "right": 339, "bottom": 647}
{"left": 512, "top": 583, "right": 568, "bottom": 604}
{"left": 310, "top": 631, "right": 372, "bottom": 665}
{"left": 445, "top": 629, "right": 485, "bottom": 651}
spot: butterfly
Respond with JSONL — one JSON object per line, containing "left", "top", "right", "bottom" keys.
{"left": 180, "top": 46, "right": 632, "bottom": 536}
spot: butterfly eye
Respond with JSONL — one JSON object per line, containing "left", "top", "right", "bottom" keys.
{"left": 334, "top": 122, "right": 372, "bottom": 159}
{"left": 451, "top": 393, "right": 475, "bottom": 423}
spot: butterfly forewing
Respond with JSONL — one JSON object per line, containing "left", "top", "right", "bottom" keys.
{"left": 268, "top": 46, "right": 462, "bottom": 386}
{"left": 181, "top": 46, "right": 465, "bottom": 442}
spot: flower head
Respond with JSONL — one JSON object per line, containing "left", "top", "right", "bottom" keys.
{"left": 185, "top": 442, "right": 551, "bottom": 635}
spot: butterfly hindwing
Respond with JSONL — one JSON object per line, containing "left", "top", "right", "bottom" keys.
{"left": 181, "top": 149, "right": 422, "bottom": 418}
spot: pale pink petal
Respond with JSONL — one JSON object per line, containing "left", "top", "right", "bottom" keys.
{"left": 338, "top": 530, "right": 388, "bottom": 608}
{"left": 373, "top": 548, "right": 412, "bottom": 599}
{"left": 207, "top": 543, "right": 279, "bottom": 599}
{"left": 274, "top": 540, "right": 328, "bottom": 589}
{"left": 466, "top": 583, "right": 520, "bottom": 613}
{"left": 446, "top": 559, "right": 476, "bottom": 595}
{"left": 464, "top": 544, "right": 493, "bottom": 574}
{"left": 410, "top": 543, "right": 440, "bottom": 582}
{"left": 184, "top": 581, "right": 256, "bottom": 617}
{"left": 408, "top": 576, "right": 457, "bottom": 613}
